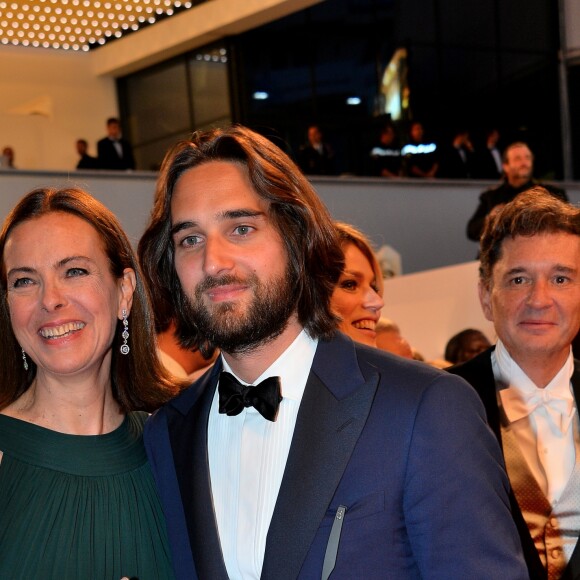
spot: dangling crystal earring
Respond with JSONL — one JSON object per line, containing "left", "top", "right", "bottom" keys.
{"left": 120, "top": 309, "right": 130, "bottom": 355}
{"left": 22, "top": 348, "right": 29, "bottom": 371}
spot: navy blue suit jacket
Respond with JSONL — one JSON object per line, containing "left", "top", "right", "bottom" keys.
{"left": 145, "top": 333, "right": 527, "bottom": 579}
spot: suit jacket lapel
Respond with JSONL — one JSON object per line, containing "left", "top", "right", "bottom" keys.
{"left": 450, "top": 348, "right": 546, "bottom": 578}
{"left": 483, "top": 349, "right": 547, "bottom": 579}
{"left": 453, "top": 348, "right": 502, "bottom": 441}
{"left": 168, "top": 361, "right": 229, "bottom": 580}
{"left": 262, "top": 334, "right": 378, "bottom": 580}
{"left": 561, "top": 362, "right": 580, "bottom": 579}
{"left": 569, "top": 363, "right": 580, "bottom": 420}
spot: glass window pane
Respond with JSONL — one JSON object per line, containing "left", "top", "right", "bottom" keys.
{"left": 188, "top": 46, "right": 231, "bottom": 127}
{"left": 125, "top": 62, "right": 190, "bottom": 145}
{"left": 133, "top": 133, "right": 190, "bottom": 172}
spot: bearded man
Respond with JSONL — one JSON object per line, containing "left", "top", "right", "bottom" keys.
{"left": 467, "top": 141, "right": 567, "bottom": 242}
{"left": 138, "top": 125, "right": 527, "bottom": 580}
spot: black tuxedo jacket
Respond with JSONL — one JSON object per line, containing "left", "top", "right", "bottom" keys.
{"left": 473, "top": 147, "right": 502, "bottom": 179}
{"left": 449, "top": 347, "right": 580, "bottom": 580}
{"left": 438, "top": 145, "right": 474, "bottom": 178}
{"left": 466, "top": 180, "right": 568, "bottom": 242}
{"left": 97, "top": 136, "right": 135, "bottom": 170}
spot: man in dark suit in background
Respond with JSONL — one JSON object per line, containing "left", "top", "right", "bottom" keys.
{"left": 450, "top": 187, "right": 580, "bottom": 580}
{"left": 138, "top": 125, "right": 527, "bottom": 580}
{"left": 75, "top": 138, "right": 99, "bottom": 170}
{"left": 97, "top": 117, "right": 135, "bottom": 170}
{"left": 297, "top": 124, "right": 336, "bottom": 175}
{"left": 467, "top": 142, "right": 567, "bottom": 241}
{"left": 437, "top": 127, "right": 475, "bottom": 179}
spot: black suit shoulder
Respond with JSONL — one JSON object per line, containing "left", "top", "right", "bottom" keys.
{"left": 76, "top": 154, "right": 99, "bottom": 170}
{"left": 447, "top": 348, "right": 502, "bottom": 437}
{"left": 438, "top": 146, "right": 473, "bottom": 178}
{"left": 480, "top": 179, "right": 567, "bottom": 203}
{"left": 97, "top": 136, "right": 135, "bottom": 170}
{"left": 447, "top": 348, "right": 494, "bottom": 390}
{"left": 540, "top": 181, "right": 568, "bottom": 201}
{"left": 467, "top": 180, "right": 568, "bottom": 242}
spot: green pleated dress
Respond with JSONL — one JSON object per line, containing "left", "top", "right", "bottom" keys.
{"left": 0, "top": 411, "right": 175, "bottom": 580}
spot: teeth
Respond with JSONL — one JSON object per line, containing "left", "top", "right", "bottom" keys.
{"left": 353, "top": 320, "right": 376, "bottom": 331}
{"left": 39, "top": 322, "right": 85, "bottom": 339}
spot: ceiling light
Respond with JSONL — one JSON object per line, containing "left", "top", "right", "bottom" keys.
{"left": 0, "top": 0, "right": 199, "bottom": 50}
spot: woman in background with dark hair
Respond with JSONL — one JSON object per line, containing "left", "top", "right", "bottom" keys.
{"left": 0, "top": 187, "right": 178, "bottom": 579}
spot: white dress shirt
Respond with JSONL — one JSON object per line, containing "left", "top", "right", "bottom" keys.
{"left": 208, "top": 329, "right": 318, "bottom": 580}
{"left": 493, "top": 340, "right": 576, "bottom": 503}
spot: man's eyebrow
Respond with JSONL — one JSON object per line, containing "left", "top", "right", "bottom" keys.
{"left": 171, "top": 221, "right": 195, "bottom": 237}
{"left": 553, "top": 264, "right": 577, "bottom": 273}
{"left": 503, "top": 267, "right": 527, "bottom": 277}
{"left": 221, "top": 209, "right": 265, "bottom": 220}
{"left": 171, "top": 209, "right": 266, "bottom": 237}
{"left": 503, "top": 264, "right": 578, "bottom": 277}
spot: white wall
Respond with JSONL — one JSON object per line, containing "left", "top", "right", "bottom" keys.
{"left": 313, "top": 177, "right": 580, "bottom": 273}
{"left": 0, "top": 171, "right": 578, "bottom": 274}
{"left": 0, "top": 169, "right": 156, "bottom": 247}
{"left": 0, "top": 45, "right": 117, "bottom": 170}
{"left": 383, "top": 261, "right": 496, "bottom": 361}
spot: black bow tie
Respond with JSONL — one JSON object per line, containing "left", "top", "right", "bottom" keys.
{"left": 218, "top": 372, "right": 282, "bottom": 422}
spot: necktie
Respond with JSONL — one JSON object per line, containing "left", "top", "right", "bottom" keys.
{"left": 218, "top": 372, "right": 282, "bottom": 421}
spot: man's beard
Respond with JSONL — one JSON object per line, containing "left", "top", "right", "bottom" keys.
{"left": 181, "top": 268, "right": 298, "bottom": 355}
{"left": 514, "top": 167, "right": 532, "bottom": 181}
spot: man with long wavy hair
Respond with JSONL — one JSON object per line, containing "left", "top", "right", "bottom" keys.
{"left": 139, "top": 125, "right": 526, "bottom": 580}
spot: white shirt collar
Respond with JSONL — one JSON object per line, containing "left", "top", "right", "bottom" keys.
{"left": 494, "top": 339, "right": 575, "bottom": 430}
{"left": 220, "top": 329, "right": 318, "bottom": 403}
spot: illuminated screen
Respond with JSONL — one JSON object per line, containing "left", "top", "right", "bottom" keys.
{"left": 380, "top": 48, "right": 409, "bottom": 121}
